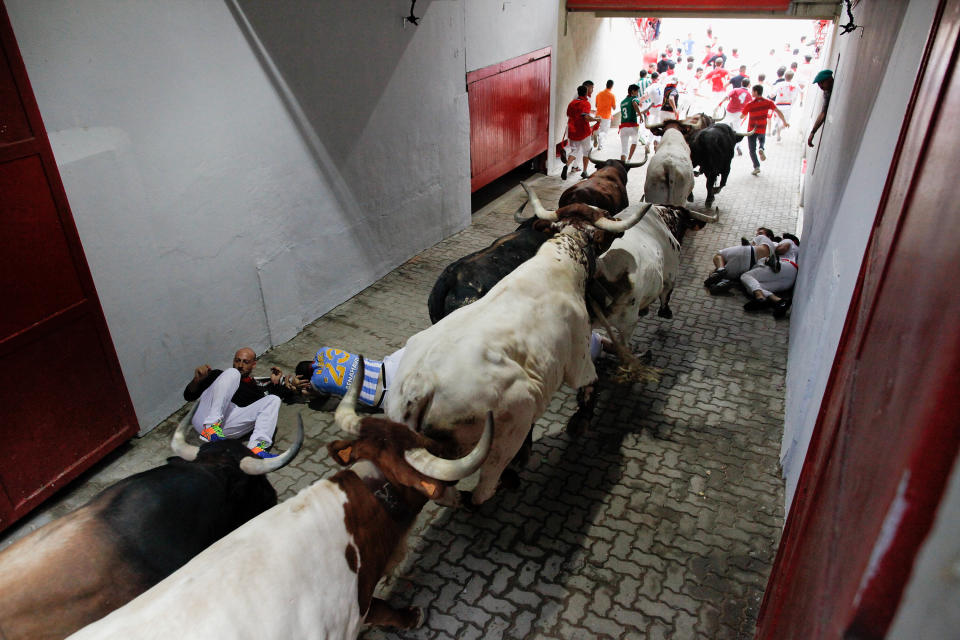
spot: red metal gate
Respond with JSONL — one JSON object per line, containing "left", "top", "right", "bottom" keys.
{"left": 0, "top": 2, "right": 138, "bottom": 532}
{"left": 468, "top": 47, "right": 551, "bottom": 192}
{"left": 755, "top": 1, "right": 960, "bottom": 636}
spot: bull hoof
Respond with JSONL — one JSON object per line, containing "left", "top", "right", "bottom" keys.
{"left": 567, "top": 412, "right": 590, "bottom": 437}
{"left": 658, "top": 305, "right": 673, "bottom": 319}
{"left": 458, "top": 490, "right": 480, "bottom": 512}
{"left": 499, "top": 468, "right": 522, "bottom": 491}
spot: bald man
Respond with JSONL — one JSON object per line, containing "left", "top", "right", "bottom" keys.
{"left": 183, "top": 347, "right": 295, "bottom": 458}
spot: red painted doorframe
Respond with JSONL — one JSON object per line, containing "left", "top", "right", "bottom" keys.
{"left": 468, "top": 47, "right": 551, "bottom": 192}
{"left": 755, "top": 1, "right": 960, "bottom": 637}
{"left": 0, "top": 2, "right": 139, "bottom": 531}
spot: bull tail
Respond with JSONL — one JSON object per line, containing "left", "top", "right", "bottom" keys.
{"left": 427, "top": 265, "right": 458, "bottom": 324}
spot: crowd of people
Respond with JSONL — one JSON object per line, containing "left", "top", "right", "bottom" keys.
{"left": 559, "top": 23, "right": 828, "bottom": 177}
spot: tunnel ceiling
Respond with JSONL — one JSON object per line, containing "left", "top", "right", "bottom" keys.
{"left": 566, "top": 0, "right": 840, "bottom": 19}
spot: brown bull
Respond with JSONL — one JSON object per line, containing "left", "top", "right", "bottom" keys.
{"left": 558, "top": 152, "right": 648, "bottom": 214}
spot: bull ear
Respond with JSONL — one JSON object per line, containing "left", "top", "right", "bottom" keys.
{"left": 328, "top": 439, "right": 358, "bottom": 466}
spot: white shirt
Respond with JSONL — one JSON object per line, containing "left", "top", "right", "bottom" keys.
{"left": 775, "top": 82, "right": 799, "bottom": 105}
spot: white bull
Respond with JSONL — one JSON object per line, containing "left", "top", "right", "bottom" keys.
{"left": 68, "top": 394, "right": 492, "bottom": 640}
{"left": 643, "top": 122, "right": 696, "bottom": 207}
{"left": 385, "top": 183, "right": 650, "bottom": 507}
{"left": 593, "top": 205, "right": 719, "bottom": 344}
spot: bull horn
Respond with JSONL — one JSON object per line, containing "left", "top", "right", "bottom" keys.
{"left": 736, "top": 131, "right": 755, "bottom": 139}
{"left": 513, "top": 198, "right": 532, "bottom": 223}
{"left": 520, "top": 182, "right": 558, "bottom": 221}
{"left": 403, "top": 411, "right": 494, "bottom": 482}
{"left": 594, "top": 203, "right": 652, "bottom": 233}
{"left": 333, "top": 355, "right": 365, "bottom": 435}
{"left": 687, "top": 207, "right": 719, "bottom": 223}
{"left": 170, "top": 402, "right": 201, "bottom": 461}
{"left": 624, "top": 145, "right": 649, "bottom": 169}
{"left": 239, "top": 415, "right": 305, "bottom": 475}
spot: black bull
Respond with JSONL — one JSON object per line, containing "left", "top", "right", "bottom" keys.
{"left": 688, "top": 123, "right": 752, "bottom": 208}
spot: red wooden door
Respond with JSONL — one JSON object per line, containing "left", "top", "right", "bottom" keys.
{"left": 755, "top": 1, "right": 960, "bottom": 637}
{"left": 0, "top": 3, "right": 138, "bottom": 532}
{"left": 468, "top": 48, "right": 551, "bottom": 192}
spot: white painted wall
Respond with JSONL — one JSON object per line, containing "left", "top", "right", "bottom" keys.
{"left": 6, "top": 0, "right": 560, "bottom": 433}
{"left": 782, "top": 0, "right": 937, "bottom": 506}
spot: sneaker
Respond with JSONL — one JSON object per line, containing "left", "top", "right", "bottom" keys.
{"left": 751, "top": 168, "right": 761, "bottom": 176}
{"left": 561, "top": 164, "right": 568, "bottom": 180}
{"left": 743, "top": 298, "right": 770, "bottom": 312}
{"left": 772, "top": 299, "right": 790, "bottom": 319}
{"left": 580, "top": 171, "right": 588, "bottom": 180}
{"left": 759, "top": 149, "right": 766, "bottom": 161}
{"left": 708, "top": 279, "right": 734, "bottom": 294}
{"left": 199, "top": 420, "right": 225, "bottom": 443}
{"left": 249, "top": 439, "right": 277, "bottom": 459}
{"left": 736, "top": 146, "right": 743, "bottom": 156}
{"left": 704, "top": 267, "right": 727, "bottom": 287}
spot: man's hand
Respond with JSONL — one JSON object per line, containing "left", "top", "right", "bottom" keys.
{"left": 269, "top": 367, "right": 283, "bottom": 385}
{"left": 193, "top": 365, "right": 211, "bottom": 384}
{"left": 286, "top": 374, "right": 312, "bottom": 394}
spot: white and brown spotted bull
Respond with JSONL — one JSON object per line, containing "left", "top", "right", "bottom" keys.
{"left": 68, "top": 369, "right": 492, "bottom": 639}
{"left": 0, "top": 405, "right": 301, "bottom": 640}
{"left": 388, "top": 182, "right": 651, "bottom": 507}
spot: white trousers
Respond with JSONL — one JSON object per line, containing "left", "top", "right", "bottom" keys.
{"left": 191, "top": 368, "right": 281, "bottom": 448}
{"left": 620, "top": 126, "right": 639, "bottom": 157}
{"left": 740, "top": 262, "right": 798, "bottom": 298}
{"left": 718, "top": 245, "right": 755, "bottom": 278}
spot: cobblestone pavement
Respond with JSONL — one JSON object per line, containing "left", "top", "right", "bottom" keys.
{"left": 2, "top": 128, "right": 803, "bottom": 639}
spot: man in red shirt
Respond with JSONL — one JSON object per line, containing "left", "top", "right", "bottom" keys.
{"left": 718, "top": 78, "right": 752, "bottom": 156}
{"left": 740, "top": 84, "right": 789, "bottom": 175}
{"left": 562, "top": 85, "right": 600, "bottom": 180}
{"left": 701, "top": 59, "right": 730, "bottom": 103}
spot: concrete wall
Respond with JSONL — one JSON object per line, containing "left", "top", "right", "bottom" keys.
{"left": 782, "top": 0, "right": 937, "bottom": 506}
{"left": 6, "top": 0, "right": 561, "bottom": 433}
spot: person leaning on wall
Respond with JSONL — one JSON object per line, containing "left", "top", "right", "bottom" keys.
{"left": 807, "top": 69, "right": 834, "bottom": 147}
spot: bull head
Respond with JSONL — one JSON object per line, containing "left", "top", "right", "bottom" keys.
{"left": 587, "top": 147, "right": 648, "bottom": 170}
{"left": 518, "top": 182, "right": 651, "bottom": 233}
{"left": 171, "top": 402, "right": 304, "bottom": 475}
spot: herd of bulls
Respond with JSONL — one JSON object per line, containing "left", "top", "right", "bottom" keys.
{"left": 0, "top": 114, "right": 743, "bottom": 639}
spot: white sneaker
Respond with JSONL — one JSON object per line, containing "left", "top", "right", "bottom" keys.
{"left": 759, "top": 149, "right": 766, "bottom": 161}
{"left": 751, "top": 168, "right": 761, "bottom": 176}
